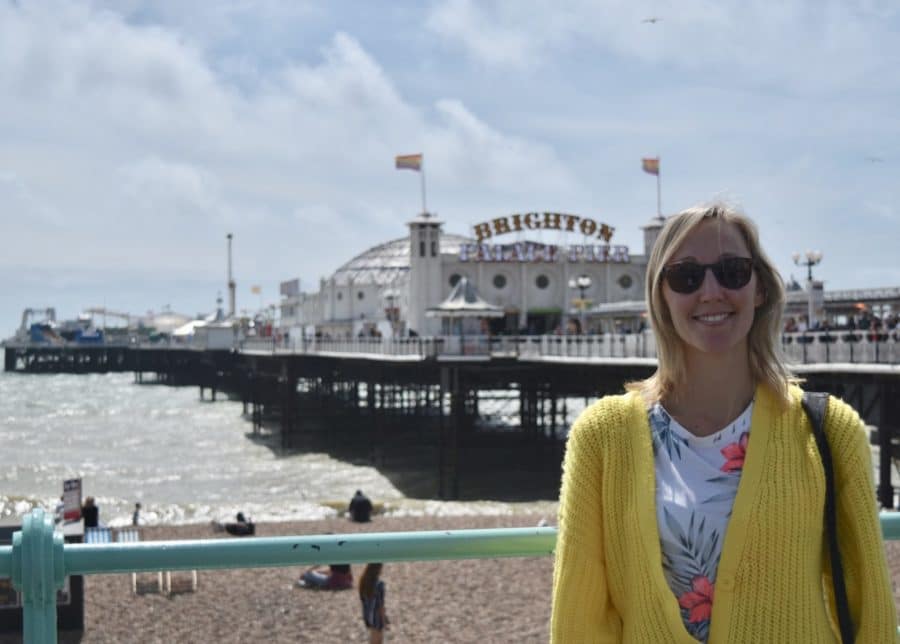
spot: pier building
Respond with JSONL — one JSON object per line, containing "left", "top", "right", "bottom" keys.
{"left": 278, "top": 211, "right": 664, "bottom": 339}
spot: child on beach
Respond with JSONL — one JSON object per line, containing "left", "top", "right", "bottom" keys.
{"left": 359, "top": 563, "right": 387, "bottom": 643}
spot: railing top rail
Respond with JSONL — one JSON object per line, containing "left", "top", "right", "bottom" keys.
{"left": 2, "top": 512, "right": 899, "bottom": 579}
{"left": 59, "top": 527, "right": 557, "bottom": 576}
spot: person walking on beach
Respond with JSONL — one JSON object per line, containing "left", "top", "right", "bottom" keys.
{"left": 551, "top": 202, "right": 896, "bottom": 642}
{"left": 81, "top": 496, "right": 99, "bottom": 528}
{"left": 359, "top": 563, "right": 387, "bottom": 643}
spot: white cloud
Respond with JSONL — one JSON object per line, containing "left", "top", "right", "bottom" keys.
{"left": 0, "top": 0, "right": 897, "bottom": 332}
{"left": 0, "top": 1, "right": 587, "bottom": 329}
{"left": 428, "top": 99, "right": 576, "bottom": 194}
{"left": 426, "top": 0, "right": 900, "bottom": 93}
{"left": 425, "top": 0, "right": 545, "bottom": 68}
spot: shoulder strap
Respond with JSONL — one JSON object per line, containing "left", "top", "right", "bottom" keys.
{"left": 801, "top": 391, "right": 855, "bottom": 644}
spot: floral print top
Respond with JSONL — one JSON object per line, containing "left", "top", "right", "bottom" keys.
{"left": 649, "top": 401, "right": 753, "bottom": 643}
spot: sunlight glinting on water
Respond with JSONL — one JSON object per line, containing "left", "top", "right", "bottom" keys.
{"left": 0, "top": 372, "right": 558, "bottom": 526}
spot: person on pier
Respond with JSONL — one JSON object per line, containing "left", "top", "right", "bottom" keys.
{"left": 551, "top": 202, "right": 896, "bottom": 642}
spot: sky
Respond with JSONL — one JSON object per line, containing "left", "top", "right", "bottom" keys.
{"left": 1, "top": 0, "right": 898, "bottom": 335}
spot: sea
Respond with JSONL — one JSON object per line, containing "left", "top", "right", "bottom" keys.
{"left": 0, "top": 372, "right": 558, "bottom": 527}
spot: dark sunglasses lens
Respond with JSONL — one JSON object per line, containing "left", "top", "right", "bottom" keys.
{"left": 665, "top": 263, "right": 705, "bottom": 293}
{"left": 665, "top": 258, "right": 753, "bottom": 293}
{"left": 716, "top": 258, "right": 753, "bottom": 289}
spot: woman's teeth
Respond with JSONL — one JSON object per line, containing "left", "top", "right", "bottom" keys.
{"left": 695, "top": 313, "right": 730, "bottom": 323}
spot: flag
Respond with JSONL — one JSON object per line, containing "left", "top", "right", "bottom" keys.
{"left": 395, "top": 153, "right": 423, "bottom": 171}
{"left": 642, "top": 157, "right": 659, "bottom": 175}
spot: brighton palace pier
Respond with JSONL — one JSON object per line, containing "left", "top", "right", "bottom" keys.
{"left": 277, "top": 210, "right": 653, "bottom": 339}
{"left": 5, "top": 210, "right": 900, "bottom": 504}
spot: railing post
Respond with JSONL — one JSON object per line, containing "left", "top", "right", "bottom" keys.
{"left": 12, "top": 508, "right": 65, "bottom": 644}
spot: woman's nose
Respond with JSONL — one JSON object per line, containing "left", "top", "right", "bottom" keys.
{"left": 697, "top": 266, "right": 724, "bottom": 300}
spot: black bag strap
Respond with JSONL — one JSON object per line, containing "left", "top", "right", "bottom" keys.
{"left": 801, "top": 391, "right": 855, "bottom": 644}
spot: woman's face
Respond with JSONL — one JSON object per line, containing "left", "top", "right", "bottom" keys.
{"left": 661, "top": 219, "right": 763, "bottom": 360}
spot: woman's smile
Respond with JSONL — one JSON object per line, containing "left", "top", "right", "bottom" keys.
{"left": 692, "top": 311, "right": 734, "bottom": 325}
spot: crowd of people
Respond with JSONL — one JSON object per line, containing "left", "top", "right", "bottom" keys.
{"left": 784, "top": 310, "right": 899, "bottom": 334}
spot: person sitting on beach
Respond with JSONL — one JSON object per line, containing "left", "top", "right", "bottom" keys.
{"left": 81, "top": 496, "right": 99, "bottom": 528}
{"left": 297, "top": 563, "right": 353, "bottom": 590}
{"left": 359, "top": 563, "right": 388, "bottom": 644}
{"left": 54, "top": 495, "right": 65, "bottom": 524}
{"left": 348, "top": 489, "right": 373, "bottom": 523}
{"left": 224, "top": 511, "right": 255, "bottom": 536}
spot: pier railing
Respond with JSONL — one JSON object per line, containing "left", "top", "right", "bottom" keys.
{"left": 240, "top": 331, "right": 900, "bottom": 364}
{"left": 2, "top": 509, "right": 900, "bottom": 643}
{"left": 7, "top": 331, "right": 900, "bottom": 365}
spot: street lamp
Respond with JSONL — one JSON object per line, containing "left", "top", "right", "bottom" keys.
{"left": 792, "top": 250, "right": 822, "bottom": 282}
{"left": 792, "top": 250, "right": 823, "bottom": 328}
{"left": 568, "top": 274, "right": 593, "bottom": 335}
{"left": 383, "top": 289, "right": 399, "bottom": 337}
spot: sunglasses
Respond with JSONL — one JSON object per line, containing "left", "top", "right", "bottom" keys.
{"left": 662, "top": 257, "right": 755, "bottom": 294}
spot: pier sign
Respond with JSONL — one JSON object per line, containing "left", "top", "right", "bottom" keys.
{"left": 459, "top": 241, "right": 630, "bottom": 263}
{"left": 462, "top": 212, "right": 629, "bottom": 263}
{"left": 471, "top": 212, "right": 615, "bottom": 243}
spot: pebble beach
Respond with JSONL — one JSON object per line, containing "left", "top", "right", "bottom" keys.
{"left": 72, "top": 514, "right": 553, "bottom": 644}
{"left": 1, "top": 513, "right": 899, "bottom": 643}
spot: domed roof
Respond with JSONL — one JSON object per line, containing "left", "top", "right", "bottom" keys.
{"left": 330, "top": 233, "right": 473, "bottom": 287}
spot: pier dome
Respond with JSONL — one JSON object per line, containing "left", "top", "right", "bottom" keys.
{"left": 329, "top": 234, "right": 473, "bottom": 287}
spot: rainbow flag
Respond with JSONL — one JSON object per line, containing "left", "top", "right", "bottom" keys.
{"left": 395, "top": 154, "right": 423, "bottom": 171}
{"left": 642, "top": 157, "right": 659, "bottom": 175}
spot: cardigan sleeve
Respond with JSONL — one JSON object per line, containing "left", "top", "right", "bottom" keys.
{"left": 825, "top": 399, "right": 898, "bottom": 643}
{"left": 551, "top": 407, "right": 622, "bottom": 643}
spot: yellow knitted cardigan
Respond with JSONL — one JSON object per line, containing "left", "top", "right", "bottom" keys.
{"left": 551, "top": 384, "right": 897, "bottom": 643}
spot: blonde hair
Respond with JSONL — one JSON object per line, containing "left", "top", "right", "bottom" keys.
{"left": 627, "top": 201, "right": 794, "bottom": 407}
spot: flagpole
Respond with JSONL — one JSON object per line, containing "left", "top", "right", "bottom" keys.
{"left": 420, "top": 159, "right": 428, "bottom": 215}
{"left": 656, "top": 160, "right": 661, "bottom": 217}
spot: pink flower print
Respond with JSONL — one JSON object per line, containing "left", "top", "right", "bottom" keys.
{"left": 720, "top": 432, "right": 749, "bottom": 473}
{"left": 678, "top": 575, "right": 715, "bottom": 623}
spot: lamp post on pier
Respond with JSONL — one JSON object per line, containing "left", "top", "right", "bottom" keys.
{"left": 792, "top": 250, "right": 823, "bottom": 328}
{"left": 383, "top": 289, "right": 400, "bottom": 338}
{"left": 568, "top": 274, "right": 593, "bottom": 335}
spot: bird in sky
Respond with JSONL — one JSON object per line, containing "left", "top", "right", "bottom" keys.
{"left": 865, "top": 156, "right": 885, "bottom": 163}
{"left": 642, "top": 17, "right": 662, "bottom": 23}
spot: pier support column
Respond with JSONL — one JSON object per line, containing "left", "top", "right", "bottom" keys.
{"left": 878, "top": 380, "right": 898, "bottom": 509}
{"left": 438, "top": 366, "right": 460, "bottom": 500}
{"left": 281, "top": 362, "right": 297, "bottom": 440}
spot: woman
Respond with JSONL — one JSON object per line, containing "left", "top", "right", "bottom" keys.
{"left": 551, "top": 203, "right": 896, "bottom": 642}
{"left": 359, "top": 563, "right": 388, "bottom": 643}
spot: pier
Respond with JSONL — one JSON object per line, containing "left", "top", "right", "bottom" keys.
{"left": 4, "top": 332, "right": 900, "bottom": 505}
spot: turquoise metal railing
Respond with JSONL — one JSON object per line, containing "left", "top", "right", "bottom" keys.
{"left": 1, "top": 508, "right": 899, "bottom": 643}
